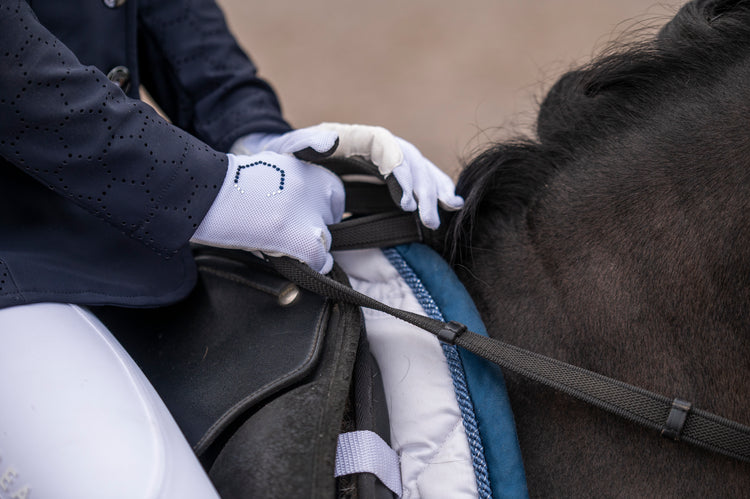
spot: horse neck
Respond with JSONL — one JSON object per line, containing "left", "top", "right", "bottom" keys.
{"left": 458, "top": 159, "right": 750, "bottom": 423}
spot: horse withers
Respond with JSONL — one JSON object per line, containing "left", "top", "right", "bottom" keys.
{"left": 440, "top": 0, "right": 750, "bottom": 495}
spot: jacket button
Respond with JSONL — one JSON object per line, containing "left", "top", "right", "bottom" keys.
{"left": 103, "top": 0, "right": 127, "bottom": 7}
{"left": 107, "top": 66, "right": 131, "bottom": 93}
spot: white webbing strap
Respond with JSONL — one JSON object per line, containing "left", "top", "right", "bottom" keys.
{"left": 334, "top": 430, "right": 402, "bottom": 497}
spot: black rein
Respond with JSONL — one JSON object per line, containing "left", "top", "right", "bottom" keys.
{"left": 267, "top": 213, "right": 750, "bottom": 464}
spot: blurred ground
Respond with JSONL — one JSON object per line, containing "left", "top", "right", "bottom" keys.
{"left": 215, "top": 0, "right": 678, "bottom": 176}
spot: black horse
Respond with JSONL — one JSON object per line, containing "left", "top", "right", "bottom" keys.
{"left": 440, "top": 0, "right": 750, "bottom": 495}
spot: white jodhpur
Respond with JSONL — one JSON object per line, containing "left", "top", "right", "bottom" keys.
{"left": 0, "top": 303, "right": 219, "bottom": 499}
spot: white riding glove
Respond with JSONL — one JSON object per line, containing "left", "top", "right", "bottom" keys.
{"left": 191, "top": 152, "right": 345, "bottom": 274}
{"left": 231, "top": 123, "right": 464, "bottom": 229}
{"left": 231, "top": 127, "right": 340, "bottom": 160}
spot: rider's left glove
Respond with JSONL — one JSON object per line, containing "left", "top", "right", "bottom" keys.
{"left": 191, "top": 152, "right": 345, "bottom": 274}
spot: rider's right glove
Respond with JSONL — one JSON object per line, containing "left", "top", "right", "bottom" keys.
{"left": 191, "top": 152, "right": 345, "bottom": 274}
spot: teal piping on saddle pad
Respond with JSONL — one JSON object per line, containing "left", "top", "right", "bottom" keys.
{"left": 393, "top": 243, "right": 529, "bottom": 499}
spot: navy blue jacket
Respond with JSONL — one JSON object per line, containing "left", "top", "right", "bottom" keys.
{"left": 0, "top": 0, "right": 291, "bottom": 308}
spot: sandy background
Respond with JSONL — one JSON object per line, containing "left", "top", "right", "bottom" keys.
{"left": 215, "top": 1, "right": 679, "bottom": 176}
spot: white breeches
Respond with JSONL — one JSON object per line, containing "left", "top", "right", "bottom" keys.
{"left": 0, "top": 303, "right": 219, "bottom": 499}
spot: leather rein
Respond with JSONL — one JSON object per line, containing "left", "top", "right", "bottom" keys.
{"left": 285, "top": 157, "right": 750, "bottom": 464}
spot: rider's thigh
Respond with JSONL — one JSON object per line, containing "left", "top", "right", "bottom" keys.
{"left": 0, "top": 302, "right": 219, "bottom": 499}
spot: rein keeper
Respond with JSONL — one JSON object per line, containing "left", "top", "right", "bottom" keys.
{"left": 437, "top": 321, "right": 467, "bottom": 345}
{"left": 661, "top": 398, "right": 692, "bottom": 441}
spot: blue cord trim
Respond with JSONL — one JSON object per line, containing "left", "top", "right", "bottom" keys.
{"left": 383, "top": 247, "right": 493, "bottom": 499}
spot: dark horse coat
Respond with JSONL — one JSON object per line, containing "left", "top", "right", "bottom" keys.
{"left": 0, "top": 0, "right": 291, "bottom": 308}
{"left": 444, "top": 0, "right": 750, "bottom": 494}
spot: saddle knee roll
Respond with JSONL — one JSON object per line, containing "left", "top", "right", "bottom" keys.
{"left": 0, "top": 303, "right": 218, "bottom": 499}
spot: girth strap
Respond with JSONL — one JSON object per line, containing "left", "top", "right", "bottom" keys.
{"left": 269, "top": 255, "right": 750, "bottom": 464}
{"left": 335, "top": 431, "right": 402, "bottom": 497}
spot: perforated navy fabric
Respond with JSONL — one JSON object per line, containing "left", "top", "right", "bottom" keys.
{"left": 0, "top": 260, "right": 18, "bottom": 297}
{"left": 28, "top": 0, "right": 135, "bottom": 98}
{"left": 0, "top": 0, "right": 290, "bottom": 308}
{"left": 136, "top": 0, "right": 291, "bottom": 151}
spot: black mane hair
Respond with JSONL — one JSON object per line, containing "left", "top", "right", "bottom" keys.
{"left": 446, "top": 0, "right": 750, "bottom": 262}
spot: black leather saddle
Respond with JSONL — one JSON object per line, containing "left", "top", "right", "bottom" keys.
{"left": 94, "top": 246, "right": 390, "bottom": 498}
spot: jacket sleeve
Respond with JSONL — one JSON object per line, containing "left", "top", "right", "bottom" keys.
{"left": 136, "top": 0, "right": 292, "bottom": 152}
{"left": 0, "top": 0, "right": 227, "bottom": 257}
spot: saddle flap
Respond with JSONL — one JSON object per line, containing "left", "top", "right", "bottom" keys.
{"left": 96, "top": 249, "right": 330, "bottom": 455}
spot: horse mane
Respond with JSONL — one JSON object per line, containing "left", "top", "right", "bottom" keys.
{"left": 446, "top": 0, "right": 750, "bottom": 262}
